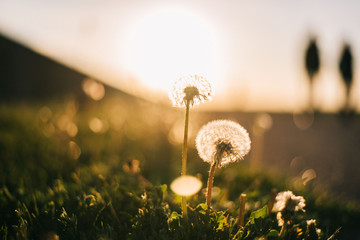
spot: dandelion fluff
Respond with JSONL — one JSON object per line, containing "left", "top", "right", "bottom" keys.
{"left": 170, "top": 175, "right": 202, "bottom": 197}
{"left": 276, "top": 212, "right": 285, "bottom": 226}
{"left": 169, "top": 74, "right": 212, "bottom": 107}
{"left": 273, "top": 190, "right": 306, "bottom": 212}
{"left": 196, "top": 120, "right": 251, "bottom": 167}
{"left": 306, "top": 219, "right": 317, "bottom": 226}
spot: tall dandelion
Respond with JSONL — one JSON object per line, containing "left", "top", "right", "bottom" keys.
{"left": 169, "top": 74, "right": 212, "bottom": 222}
{"left": 169, "top": 74, "right": 212, "bottom": 108}
{"left": 195, "top": 120, "right": 251, "bottom": 214}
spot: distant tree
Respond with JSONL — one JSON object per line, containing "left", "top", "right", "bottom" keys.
{"left": 339, "top": 44, "right": 354, "bottom": 112}
{"left": 304, "top": 38, "right": 320, "bottom": 111}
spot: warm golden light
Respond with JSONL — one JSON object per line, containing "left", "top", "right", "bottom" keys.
{"left": 170, "top": 175, "right": 202, "bottom": 197}
{"left": 82, "top": 78, "right": 105, "bottom": 101}
{"left": 68, "top": 141, "right": 81, "bottom": 160}
{"left": 125, "top": 7, "right": 221, "bottom": 94}
{"left": 2, "top": 1, "right": 360, "bottom": 111}
{"left": 88, "top": 117, "right": 108, "bottom": 134}
{"left": 302, "top": 169, "right": 317, "bottom": 186}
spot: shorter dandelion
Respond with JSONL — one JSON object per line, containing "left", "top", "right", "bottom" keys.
{"left": 196, "top": 120, "right": 251, "bottom": 167}
{"left": 195, "top": 120, "right": 251, "bottom": 214}
{"left": 273, "top": 191, "right": 306, "bottom": 238}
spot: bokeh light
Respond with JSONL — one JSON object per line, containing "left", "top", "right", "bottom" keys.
{"left": 170, "top": 175, "right": 202, "bottom": 197}
{"left": 68, "top": 141, "right": 81, "bottom": 160}
{"left": 82, "top": 78, "right": 105, "bottom": 101}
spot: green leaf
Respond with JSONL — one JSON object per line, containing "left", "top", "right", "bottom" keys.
{"left": 217, "top": 215, "right": 226, "bottom": 223}
{"left": 267, "top": 229, "right": 279, "bottom": 237}
{"left": 169, "top": 211, "right": 181, "bottom": 220}
{"left": 216, "top": 215, "right": 227, "bottom": 230}
{"left": 232, "top": 230, "right": 244, "bottom": 240}
{"left": 196, "top": 203, "right": 208, "bottom": 211}
{"left": 249, "top": 205, "right": 268, "bottom": 223}
{"left": 160, "top": 184, "right": 167, "bottom": 193}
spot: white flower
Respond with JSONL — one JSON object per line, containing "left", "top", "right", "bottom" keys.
{"left": 196, "top": 120, "right": 251, "bottom": 167}
{"left": 306, "top": 219, "right": 316, "bottom": 226}
{"left": 274, "top": 191, "right": 306, "bottom": 226}
{"left": 273, "top": 191, "right": 306, "bottom": 212}
{"left": 277, "top": 212, "right": 285, "bottom": 226}
{"left": 169, "top": 75, "right": 212, "bottom": 107}
{"left": 306, "top": 219, "right": 321, "bottom": 236}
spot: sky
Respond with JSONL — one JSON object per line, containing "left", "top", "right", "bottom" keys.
{"left": 0, "top": 0, "right": 360, "bottom": 112}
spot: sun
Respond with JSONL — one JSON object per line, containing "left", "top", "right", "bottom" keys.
{"left": 124, "top": 7, "right": 222, "bottom": 95}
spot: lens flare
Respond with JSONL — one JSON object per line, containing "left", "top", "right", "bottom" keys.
{"left": 170, "top": 175, "right": 202, "bottom": 197}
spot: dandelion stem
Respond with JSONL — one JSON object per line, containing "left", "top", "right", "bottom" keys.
{"left": 279, "top": 221, "right": 287, "bottom": 239}
{"left": 182, "top": 100, "right": 190, "bottom": 176}
{"left": 181, "top": 197, "right": 188, "bottom": 225}
{"left": 238, "top": 193, "right": 246, "bottom": 228}
{"left": 267, "top": 188, "right": 277, "bottom": 215}
{"left": 108, "top": 201, "right": 121, "bottom": 227}
{"left": 206, "top": 163, "right": 216, "bottom": 215}
{"left": 181, "top": 100, "right": 190, "bottom": 222}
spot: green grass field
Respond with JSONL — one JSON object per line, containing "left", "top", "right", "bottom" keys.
{"left": 1, "top": 94, "right": 360, "bottom": 239}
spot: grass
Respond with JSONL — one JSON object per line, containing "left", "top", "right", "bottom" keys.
{"left": 1, "top": 95, "right": 360, "bottom": 239}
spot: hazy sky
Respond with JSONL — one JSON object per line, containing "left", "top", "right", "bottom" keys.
{"left": 1, "top": 0, "right": 360, "bottom": 112}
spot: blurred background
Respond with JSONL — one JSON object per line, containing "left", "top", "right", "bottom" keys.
{"left": 1, "top": 0, "right": 360, "bottom": 112}
{"left": 1, "top": 0, "right": 360, "bottom": 225}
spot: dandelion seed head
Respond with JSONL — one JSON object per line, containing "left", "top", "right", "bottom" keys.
{"left": 169, "top": 74, "right": 212, "bottom": 107}
{"left": 196, "top": 120, "right": 251, "bottom": 167}
{"left": 273, "top": 191, "right": 306, "bottom": 213}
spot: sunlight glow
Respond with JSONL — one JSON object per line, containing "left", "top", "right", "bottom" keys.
{"left": 2, "top": 1, "right": 360, "bottom": 111}
{"left": 302, "top": 169, "right": 317, "bottom": 186}
{"left": 82, "top": 78, "right": 105, "bottom": 101}
{"left": 125, "top": 7, "right": 221, "bottom": 94}
{"left": 68, "top": 141, "right": 81, "bottom": 160}
{"left": 89, "top": 117, "right": 108, "bottom": 134}
{"left": 170, "top": 175, "right": 202, "bottom": 197}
